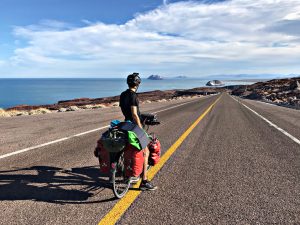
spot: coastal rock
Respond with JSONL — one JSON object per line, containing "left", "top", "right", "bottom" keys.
{"left": 290, "top": 80, "right": 300, "bottom": 90}
{"left": 273, "top": 99, "right": 283, "bottom": 104}
{"left": 58, "top": 98, "right": 91, "bottom": 105}
{"left": 58, "top": 108, "right": 67, "bottom": 112}
{"left": 292, "top": 99, "right": 300, "bottom": 107}
{"left": 29, "top": 108, "right": 52, "bottom": 115}
{"left": 80, "top": 104, "right": 94, "bottom": 109}
{"left": 67, "top": 106, "right": 81, "bottom": 111}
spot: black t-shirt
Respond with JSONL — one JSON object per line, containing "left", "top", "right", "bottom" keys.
{"left": 119, "top": 89, "right": 141, "bottom": 122}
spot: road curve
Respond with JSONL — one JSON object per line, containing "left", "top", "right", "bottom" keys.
{"left": 0, "top": 93, "right": 299, "bottom": 225}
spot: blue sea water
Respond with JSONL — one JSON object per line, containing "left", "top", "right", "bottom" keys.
{"left": 0, "top": 78, "right": 252, "bottom": 109}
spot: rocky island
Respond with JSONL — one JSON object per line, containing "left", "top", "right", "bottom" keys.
{"left": 206, "top": 80, "right": 224, "bottom": 86}
{"left": 148, "top": 75, "right": 163, "bottom": 80}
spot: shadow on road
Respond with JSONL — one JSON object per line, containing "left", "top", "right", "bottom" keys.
{"left": 0, "top": 165, "right": 116, "bottom": 204}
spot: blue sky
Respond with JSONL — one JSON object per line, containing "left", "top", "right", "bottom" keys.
{"left": 0, "top": 0, "right": 300, "bottom": 78}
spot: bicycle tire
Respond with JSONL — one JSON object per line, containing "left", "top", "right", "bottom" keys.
{"left": 112, "top": 152, "right": 130, "bottom": 199}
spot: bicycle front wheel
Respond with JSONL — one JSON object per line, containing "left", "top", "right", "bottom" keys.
{"left": 112, "top": 152, "right": 130, "bottom": 199}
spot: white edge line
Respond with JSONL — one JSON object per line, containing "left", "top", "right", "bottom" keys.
{"left": 231, "top": 96, "right": 300, "bottom": 146}
{"left": 0, "top": 97, "right": 208, "bottom": 160}
{"left": 0, "top": 126, "right": 110, "bottom": 160}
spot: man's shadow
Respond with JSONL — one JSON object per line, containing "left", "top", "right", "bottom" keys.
{"left": 0, "top": 165, "right": 115, "bottom": 204}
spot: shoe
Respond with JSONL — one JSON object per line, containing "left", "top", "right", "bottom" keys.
{"left": 139, "top": 180, "right": 158, "bottom": 191}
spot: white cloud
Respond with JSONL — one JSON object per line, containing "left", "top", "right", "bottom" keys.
{"left": 4, "top": 0, "right": 300, "bottom": 77}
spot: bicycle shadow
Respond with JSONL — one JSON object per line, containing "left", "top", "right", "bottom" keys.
{"left": 0, "top": 165, "right": 115, "bottom": 204}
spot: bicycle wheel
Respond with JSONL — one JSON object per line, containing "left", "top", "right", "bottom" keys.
{"left": 112, "top": 152, "right": 130, "bottom": 199}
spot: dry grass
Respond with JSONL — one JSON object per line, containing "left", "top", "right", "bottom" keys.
{"left": 67, "top": 106, "right": 81, "bottom": 111}
{"left": 0, "top": 108, "right": 10, "bottom": 117}
{"left": 6, "top": 110, "right": 29, "bottom": 117}
{"left": 80, "top": 104, "right": 94, "bottom": 109}
{"left": 93, "top": 104, "right": 107, "bottom": 109}
{"left": 111, "top": 102, "right": 119, "bottom": 107}
{"left": 29, "top": 108, "right": 52, "bottom": 115}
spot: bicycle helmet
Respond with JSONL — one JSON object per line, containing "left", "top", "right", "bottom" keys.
{"left": 127, "top": 73, "right": 141, "bottom": 87}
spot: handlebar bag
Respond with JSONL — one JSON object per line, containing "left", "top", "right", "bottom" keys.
{"left": 124, "top": 144, "right": 144, "bottom": 177}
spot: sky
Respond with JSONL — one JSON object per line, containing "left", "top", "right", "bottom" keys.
{"left": 0, "top": 0, "right": 300, "bottom": 78}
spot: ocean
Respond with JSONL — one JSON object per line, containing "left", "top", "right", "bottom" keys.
{"left": 0, "top": 78, "right": 252, "bottom": 109}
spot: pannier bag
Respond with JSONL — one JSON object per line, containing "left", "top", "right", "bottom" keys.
{"left": 101, "top": 128, "right": 127, "bottom": 152}
{"left": 124, "top": 144, "right": 144, "bottom": 177}
{"left": 148, "top": 135, "right": 161, "bottom": 166}
{"left": 95, "top": 140, "right": 110, "bottom": 174}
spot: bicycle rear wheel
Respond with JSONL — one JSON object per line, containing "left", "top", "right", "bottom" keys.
{"left": 112, "top": 152, "right": 130, "bottom": 199}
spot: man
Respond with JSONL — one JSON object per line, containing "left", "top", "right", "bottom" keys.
{"left": 119, "top": 73, "right": 157, "bottom": 191}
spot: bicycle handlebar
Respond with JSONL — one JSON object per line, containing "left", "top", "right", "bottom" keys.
{"left": 141, "top": 113, "right": 160, "bottom": 126}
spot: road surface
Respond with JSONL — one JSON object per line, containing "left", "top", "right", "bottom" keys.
{"left": 0, "top": 93, "right": 299, "bottom": 224}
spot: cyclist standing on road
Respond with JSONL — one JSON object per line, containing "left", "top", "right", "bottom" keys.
{"left": 119, "top": 73, "right": 158, "bottom": 191}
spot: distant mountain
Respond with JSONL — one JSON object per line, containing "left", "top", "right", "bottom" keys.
{"left": 148, "top": 75, "right": 163, "bottom": 80}
{"left": 174, "top": 76, "right": 188, "bottom": 79}
{"left": 201, "top": 74, "right": 296, "bottom": 80}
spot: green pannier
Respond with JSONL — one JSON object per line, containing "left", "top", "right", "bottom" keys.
{"left": 101, "top": 128, "right": 127, "bottom": 152}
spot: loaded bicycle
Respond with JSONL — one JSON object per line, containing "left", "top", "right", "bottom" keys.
{"left": 94, "top": 113, "right": 161, "bottom": 198}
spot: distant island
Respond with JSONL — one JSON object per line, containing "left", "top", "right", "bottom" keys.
{"left": 148, "top": 75, "right": 163, "bottom": 80}
{"left": 206, "top": 80, "right": 224, "bottom": 86}
{"left": 174, "top": 76, "right": 188, "bottom": 79}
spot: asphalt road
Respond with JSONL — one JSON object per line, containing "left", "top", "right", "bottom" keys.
{"left": 0, "top": 93, "right": 299, "bottom": 225}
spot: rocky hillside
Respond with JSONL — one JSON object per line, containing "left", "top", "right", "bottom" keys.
{"left": 231, "top": 77, "right": 300, "bottom": 108}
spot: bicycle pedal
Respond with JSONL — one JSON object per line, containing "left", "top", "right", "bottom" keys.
{"left": 129, "top": 176, "right": 140, "bottom": 184}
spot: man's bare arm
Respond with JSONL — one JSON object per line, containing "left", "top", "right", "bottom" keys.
{"left": 131, "top": 106, "right": 143, "bottom": 128}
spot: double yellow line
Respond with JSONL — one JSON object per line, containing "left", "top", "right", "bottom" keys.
{"left": 99, "top": 95, "right": 221, "bottom": 225}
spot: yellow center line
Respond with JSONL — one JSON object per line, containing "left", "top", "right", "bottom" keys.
{"left": 98, "top": 95, "right": 222, "bottom": 225}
